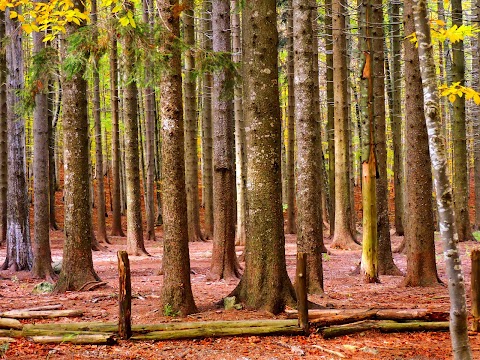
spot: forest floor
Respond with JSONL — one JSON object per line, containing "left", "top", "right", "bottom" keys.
{"left": 1, "top": 227, "right": 480, "bottom": 359}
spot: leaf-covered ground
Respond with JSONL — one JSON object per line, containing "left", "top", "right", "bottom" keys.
{"left": 1, "top": 230, "right": 480, "bottom": 359}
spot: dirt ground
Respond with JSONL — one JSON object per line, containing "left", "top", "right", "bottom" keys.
{"left": 1, "top": 224, "right": 480, "bottom": 359}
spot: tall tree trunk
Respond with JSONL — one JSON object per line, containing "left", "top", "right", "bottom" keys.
{"left": 372, "top": 0, "right": 400, "bottom": 276}
{"left": 286, "top": 0, "right": 296, "bottom": 235}
{"left": 208, "top": 0, "right": 240, "bottom": 280}
{"left": 0, "top": 11, "right": 7, "bottom": 245}
{"left": 183, "top": 0, "right": 204, "bottom": 243}
{"left": 122, "top": 2, "right": 148, "bottom": 256}
{"left": 451, "top": 0, "right": 474, "bottom": 242}
{"left": 49, "top": 79, "right": 60, "bottom": 230}
{"left": 389, "top": 0, "right": 404, "bottom": 236}
{"left": 331, "top": 0, "right": 358, "bottom": 250}
{"left": 201, "top": 0, "right": 214, "bottom": 239}
{"left": 325, "top": 0, "right": 335, "bottom": 235}
{"left": 293, "top": 0, "right": 324, "bottom": 294}
{"left": 359, "top": 0, "right": 379, "bottom": 283}
{"left": 475, "top": 0, "right": 480, "bottom": 230}
{"left": 110, "top": 19, "right": 125, "bottom": 237}
{"left": 55, "top": 1, "right": 101, "bottom": 290}
{"left": 142, "top": 0, "right": 156, "bottom": 240}
{"left": 159, "top": 0, "right": 197, "bottom": 316}
{"left": 413, "top": 2, "right": 472, "bottom": 358}
{"left": 31, "top": 14, "right": 55, "bottom": 279}
{"left": 232, "top": 0, "right": 246, "bottom": 246}
{"left": 229, "top": 0, "right": 296, "bottom": 314}
{"left": 92, "top": 0, "right": 108, "bottom": 244}
{"left": 402, "top": 0, "right": 439, "bottom": 287}
{"left": 2, "top": 10, "right": 33, "bottom": 271}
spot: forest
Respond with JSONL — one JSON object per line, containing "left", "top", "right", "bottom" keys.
{"left": 1, "top": 0, "right": 480, "bottom": 358}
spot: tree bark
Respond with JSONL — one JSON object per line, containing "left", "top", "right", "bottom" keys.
{"left": 331, "top": 0, "right": 358, "bottom": 250}
{"left": 159, "top": 0, "right": 197, "bottom": 316}
{"left": 413, "top": 1, "right": 472, "bottom": 357}
{"left": 209, "top": 0, "right": 241, "bottom": 281}
{"left": 0, "top": 11, "right": 6, "bottom": 246}
{"left": 229, "top": 0, "right": 296, "bottom": 314}
{"left": 292, "top": 0, "right": 324, "bottom": 293}
{"left": 475, "top": 0, "right": 480, "bottom": 230}
{"left": 48, "top": 79, "right": 60, "bottom": 230}
{"left": 402, "top": 0, "right": 439, "bottom": 287}
{"left": 55, "top": 2, "right": 101, "bottom": 291}
{"left": 3, "top": 10, "right": 33, "bottom": 271}
{"left": 31, "top": 13, "right": 55, "bottom": 279}
{"left": 122, "top": 2, "right": 148, "bottom": 256}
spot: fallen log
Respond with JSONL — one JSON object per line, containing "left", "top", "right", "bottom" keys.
{"left": 23, "top": 322, "right": 117, "bottom": 333}
{"left": 0, "top": 330, "right": 23, "bottom": 338}
{"left": 0, "top": 318, "right": 22, "bottom": 330}
{"left": 375, "top": 309, "right": 448, "bottom": 322}
{"left": 15, "top": 304, "right": 62, "bottom": 312}
{"left": 22, "top": 329, "right": 115, "bottom": 337}
{"left": 321, "top": 320, "right": 449, "bottom": 339}
{"left": 0, "top": 310, "right": 83, "bottom": 319}
{"left": 29, "top": 333, "right": 116, "bottom": 345}
{"left": 131, "top": 323, "right": 303, "bottom": 341}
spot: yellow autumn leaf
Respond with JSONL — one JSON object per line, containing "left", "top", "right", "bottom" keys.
{"left": 449, "top": 94, "right": 457, "bottom": 103}
{"left": 22, "top": 23, "right": 32, "bottom": 33}
{"left": 119, "top": 16, "right": 129, "bottom": 26}
{"left": 474, "top": 94, "right": 480, "bottom": 105}
{"left": 112, "top": 4, "right": 122, "bottom": 13}
{"left": 10, "top": 10, "right": 17, "bottom": 19}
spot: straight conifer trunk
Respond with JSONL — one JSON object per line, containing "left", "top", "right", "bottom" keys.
{"left": 3, "top": 11, "right": 33, "bottom": 271}
{"left": 159, "top": 0, "right": 197, "bottom": 316}
{"left": 413, "top": 1, "right": 472, "bottom": 358}
{"left": 230, "top": 0, "right": 296, "bottom": 313}
{"left": 0, "top": 11, "right": 7, "bottom": 245}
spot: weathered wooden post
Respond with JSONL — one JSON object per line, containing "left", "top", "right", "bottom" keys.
{"left": 118, "top": 250, "right": 132, "bottom": 339}
{"left": 296, "top": 252, "right": 308, "bottom": 333}
{"left": 472, "top": 248, "right": 480, "bottom": 332}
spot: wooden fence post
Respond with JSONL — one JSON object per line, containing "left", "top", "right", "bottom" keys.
{"left": 296, "top": 252, "right": 308, "bottom": 333}
{"left": 472, "top": 248, "right": 480, "bottom": 332}
{"left": 118, "top": 250, "right": 132, "bottom": 339}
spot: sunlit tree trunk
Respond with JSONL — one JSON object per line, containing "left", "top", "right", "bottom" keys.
{"left": 293, "top": 0, "right": 324, "bottom": 293}
{"left": 413, "top": 2, "right": 472, "bottom": 358}
{"left": 402, "top": 0, "right": 439, "bottom": 287}
{"left": 208, "top": 0, "right": 241, "bottom": 280}
{"left": 451, "top": 0, "right": 473, "bottom": 242}
{"left": 229, "top": 0, "right": 296, "bottom": 313}
{"left": 31, "top": 10, "right": 55, "bottom": 279}
{"left": 159, "top": 0, "right": 197, "bottom": 316}
{"left": 122, "top": 1, "right": 148, "bottom": 256}
{"left": 55, "top": 0, "right": 100, "bottom": 290}
{"left": 331, "top": 0, "right": 358, "bottom": 250}
{"left": 475, "top": 0, "right": 480, "bottom": 230}
{"left": 2, "top": 10, "right": 33, "bottom": 271}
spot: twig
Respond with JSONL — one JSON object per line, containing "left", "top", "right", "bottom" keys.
{"left": 312, "top": 345, "right": 346, "bottom": 358}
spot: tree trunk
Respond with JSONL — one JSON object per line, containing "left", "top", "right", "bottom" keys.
{"left": 49, "top": 79, "right": 60, "bottom": 230}
{"left": 183, "top": 0, "right": 204, "bottom": 243}
{"left": 122, "top": 2, "right": 148, "bottom": 256}
{"left": 292, "top": 0, "right": 324, "bottom": 294}
{"left": 2, "top": 10, "right": 33, "bottom": 271}
{"left": 0, "top": 11, "right": 7, "bottom": 245}
{"left": 359, "top": 0, "right": 379, "bottom": 283}
{"left": 31, "top": 15, "right": 55, "bottom": 279}
{"left": 110, "top": 19, "right": 125, "bottom": 237}
{"left": 92, "top": 0, "right": 108, "bottom": 244}
{"left": 231, "top": 0, "right": 246, "bottom": 246}
{"left": 55, "top": 2, "right": 101, "bottom": 291}
{"left": 286, "top": 0, "right": 296, "bottom": 235}
{"left": 475, "top": 0, "right": 480, "bottom": 230}
{"left": 229, "top": 0, "right": 296, "bottom": 314}
{"left": 413, "top": 1, "right": 472, "bottom": 358}
{"left": 451, "top": 0, "right": 474, "bottom": 242}
{"left": 372, "top": 0, "right": 400, "bottom": 276}
{"left": 389, "top": 0, "right": 404, "bottom": 236}
{"left": 402, "top": 0, "right": 439, "bottom": 287}
{"left": 201, "top": 0, "right": 214, "bottom": 240}
{"left": 159, "top": 0, "right": 197, "bottom": 316}
{"left": 331, "top": 0, "right": 359, "bottom": 250}
{"left": 208, "top": 0, "right": 241, "bottom": 281}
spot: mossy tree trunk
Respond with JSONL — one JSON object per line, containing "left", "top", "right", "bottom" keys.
{"left": 0, "top": 11, "right": 7, "bottom": 245}
{"left": 229, "top": 0, "right": 296, "bottom": 314}
{"left": 292, "top": 0, "right": 324, "bottom": 294}
{"left": 402, "top": 0, "right": 439, "bottom": 287}
{"left": 31, "top": 9, "right": 55, "bottom": 279}
{"left": 413, "top": 1, "right": 472, "bottom": 358}
{"left": 331, "top": 0, "right": 358, "bottom": 250}
{"left": 55, "top": 1, "right": 101, "bottom": 290}
{"left": 159, "top": 0, "right": 197, "bottom": 316}
{"left": 2, "top": 10, "right": 33, "bottom": 271}
{"left": 183, "top": 0, "right": 204, "bottom": 243}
